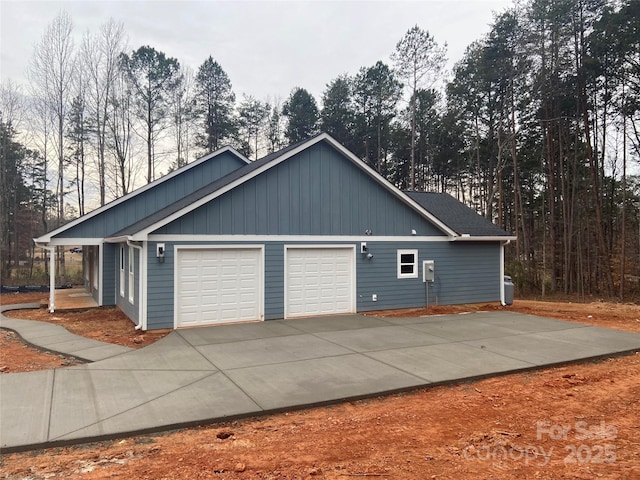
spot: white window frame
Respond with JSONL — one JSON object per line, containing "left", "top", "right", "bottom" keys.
{"left": 119, "top": 246, "right": 125, "bottom": 297}
{"left": 128, "top": 246, "right": 135, "bottom": 303}
{"left": 397, "top": 249, "right": 418, "bottom": 279}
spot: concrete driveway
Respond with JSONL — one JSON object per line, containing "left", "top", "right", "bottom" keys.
{"left": 2, "top": 305, "right": 640, "bottom": 452}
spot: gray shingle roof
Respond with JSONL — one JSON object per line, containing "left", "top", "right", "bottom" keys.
{"left": 404, "top": 191, "right": 512, "bottom": 237}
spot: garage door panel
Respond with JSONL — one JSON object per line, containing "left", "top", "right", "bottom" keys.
{"left": 177, "top": 248, "right": 262, "bottom": 327}
{"left": 286, "top": 247, "right": 354, "bottom": 318}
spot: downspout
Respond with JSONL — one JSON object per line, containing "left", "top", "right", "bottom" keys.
{"left": 500, "top": 239, "right": 511, "bottom": 306}
{"left": 127, "top": 239, "right": 144, "bottom": 330}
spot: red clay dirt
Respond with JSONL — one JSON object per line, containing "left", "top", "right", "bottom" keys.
{"left": 1, "top": 293, "right": 639, "bottom": 479}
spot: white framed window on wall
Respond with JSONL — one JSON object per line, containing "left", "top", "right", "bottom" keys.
{"left": 397, "top": 249, "right": 418, "bottom": 279}
{"left": 119, "top": 246, "right": 125, "bottom": 297}
{"left": 128, "top": 246, "right": 134, "bottom": 303}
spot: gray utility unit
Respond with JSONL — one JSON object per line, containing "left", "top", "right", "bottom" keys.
{"left": 35, "top": 133, "right": 516, "bottom": 331}
{"left": 503, "top": 276, "right": 515, "bottom": 306}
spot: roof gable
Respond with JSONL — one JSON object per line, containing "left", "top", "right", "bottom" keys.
{"left": 152, "top": 141, "right": 447, "bottom": 237}
{"left": 37, "top": 146, "right": 249, "bottom": 242}
{"left": 111, "top": 133, "right": 458, "bottom": 240}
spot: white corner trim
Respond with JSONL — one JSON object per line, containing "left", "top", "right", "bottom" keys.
{"left": 98, "top": 241, "right": 104, "bottom": 306}
{"left": 500, "top": 239, "right": 511, "bottom": 306}
{"left": 141, "top": 242, "right": 148, "bottom": 331}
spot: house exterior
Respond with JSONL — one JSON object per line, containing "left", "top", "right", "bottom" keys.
{"left": 35, "top": 133, "right": 515, "bottom": 331}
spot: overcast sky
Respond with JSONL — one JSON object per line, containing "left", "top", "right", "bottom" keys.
{"left": 1, "top": 0, "right": 512, "bottom": 103}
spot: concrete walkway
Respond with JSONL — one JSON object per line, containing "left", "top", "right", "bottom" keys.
{"left": 2, "top": 305, "right": 640, "bottom": 453}
{"left": 0, "top": 303, "right": 131, "bottom": 362}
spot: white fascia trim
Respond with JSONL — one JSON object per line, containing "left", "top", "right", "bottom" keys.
{"left": 104, "top": 236, "right": 130, "bottom": 244}
{"left": 131, "top": 133, "right": 458, "bottom": 240}
{"left": 45, "top": 238, "right": 104, "bottom": 246}
{"left": 451, "top": 235, "right": 517, "bottom": 242}
{"left": 148, "top": 234, "right": 452, "bottom": 242}
{"left": 34, "top": 146, "right": 250, "bottom": 243}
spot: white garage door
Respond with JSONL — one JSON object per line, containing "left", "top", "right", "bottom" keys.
{"left": 176, "top": 248, "right": 262, "bottom": 327}
{"left": 285, "top": 247, "right": 355, "bottom": 318}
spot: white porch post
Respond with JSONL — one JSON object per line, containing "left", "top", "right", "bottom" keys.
{"left": 49, "top": 246, "right": 56, "bottom": 312}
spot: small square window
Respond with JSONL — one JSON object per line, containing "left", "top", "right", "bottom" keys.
{"left": 397, "top": 249, "right": 418, "bottom": 278}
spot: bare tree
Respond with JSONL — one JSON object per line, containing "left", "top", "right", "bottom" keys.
{"left": 0, "top": 80, "right": 25, "bottom": 130}
{"left": 81, "top": 19, "right": 126, "bottom": 205}
{"left": 107, "top": 68, "right": 135, "bottom": 197}
{"left": 265, "top": 97, "right": 284, "bottom": 154}
{"left": 28, "top": 10, "right": 76, "bottom": 225}
{"left": 238, "top": 94, "right": 270, "bottom": 159}
{"left": 28, "top": 11, "right": 76, "bottom": 282}
{"left": 170, "top": 65, "right": 196, "bottom": 169}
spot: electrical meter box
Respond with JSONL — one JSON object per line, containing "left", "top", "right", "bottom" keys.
{"left": 423, "top": 260, "right": 435, "bottom": 283}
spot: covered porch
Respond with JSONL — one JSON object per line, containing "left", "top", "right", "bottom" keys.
{"left": 34, "top": 240, "right": 104, "bottom": 313}
{"left": 50, "top": 287, "right": 99, "bottom": 311}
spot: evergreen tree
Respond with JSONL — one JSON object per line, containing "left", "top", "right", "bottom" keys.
{"left": 320, "top": 75, "right": 356, "bottom": 148}
{"left": 282, "top": 87, "right": 319, "bottom": 144}
{"left": 120, "top": 45, "right": 181, "bottom": 183}
{"left": 392, "top": 25, "right": 446, "bottom": 189}
{"left": 353, "top": 61, "right": 402, "bottom": 173}
{"left": 195, "top": 56, "right": 236, "bottom": 153}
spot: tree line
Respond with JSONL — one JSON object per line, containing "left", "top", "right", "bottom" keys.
{"left": 1, "top": 0, "right": 639, "bottom": 299}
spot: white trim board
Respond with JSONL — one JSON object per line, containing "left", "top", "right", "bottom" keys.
{"left": 45, "top": 238, "right": 104, "bottom": 246}
{"left": 148, "top": 234, "right": 453, "bottom": 243}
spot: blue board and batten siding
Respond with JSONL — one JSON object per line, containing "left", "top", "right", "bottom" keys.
{"left": 53, "top": 152, "right": 246, "bottom": 239}
{"left": 145, "top": 240, "right": 501, "bottom": 330}
{"left": 102, "top": 243, "right": 117, "bottom": 305}
{"left": 154, "top": 143, "right": 443, "bottom": 237}
{"left": 143, "top": 142, "right": 502, "bottom": 329}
